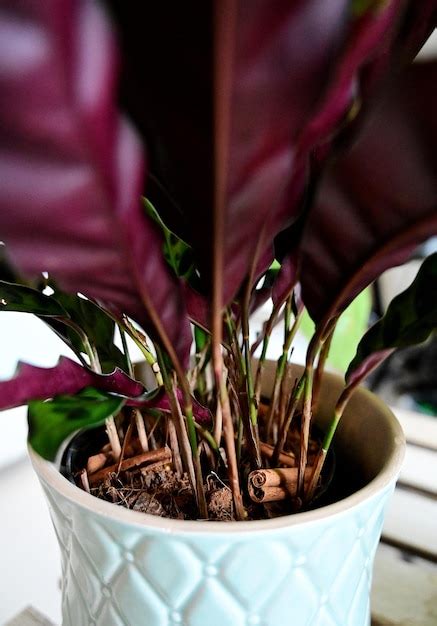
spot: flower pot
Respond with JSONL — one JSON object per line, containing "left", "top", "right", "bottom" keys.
{"left": 30, "top": 362, "right": 405, "bottom": 626}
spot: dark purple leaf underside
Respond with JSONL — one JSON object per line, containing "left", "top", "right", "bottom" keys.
{"left": 301, "top": 62, "right": 437, "bottom": 328}
{"left": 0, "top": 0, "right": 191, "bottom": 363}
{"left": 109, "top": 1, "right": 356, "bottom": 307}
{"left": 219, "top": 0, "right": 356, "bottom": 304}
{"left": 272, "top": 255, "right": 299, "bottom": 306}
{"left": 270, "top": 0, "right": 408, "bottom": 302}
{"left": 224, "top": 0, "right": 400, "bottom": 311}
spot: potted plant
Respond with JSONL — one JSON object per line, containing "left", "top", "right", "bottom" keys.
{"left": 0, "top": 1, "right": 436, "bottom": 625}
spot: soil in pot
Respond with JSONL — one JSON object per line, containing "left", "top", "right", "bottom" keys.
{"left": 61, "top": 401, "right": 361, "bottom": 522}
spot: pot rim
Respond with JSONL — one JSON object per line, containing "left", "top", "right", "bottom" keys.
{"left": 29, "top": 383, "right": 405, "bottom": 536}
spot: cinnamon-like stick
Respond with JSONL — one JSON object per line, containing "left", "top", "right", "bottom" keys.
{"left": 259, "top": 442, "right": 296, "bottom": 467}
{"left": 86, "top": 452, "right": 108, "bottom": 474}
{"left": 89, "top": 446, "right": 172, "bottom": 486}
{"left": 140, "top": 459, "right": 173, "bottom": 477}
{"left": 248, "top": 467, "right": 312, "bottom": 503}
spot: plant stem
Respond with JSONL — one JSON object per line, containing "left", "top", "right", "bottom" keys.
{"left": 272, "top": 372, "right": 305, "bottom": 466}
{"left": 312, "top": 319, "right": 336, "bottom": 413}
{"left": 167, "top": 417, "right": 183, "bottom": 476}
{"left": 84, "top": 342, "right": 124, "bottom": 462}
{"left": 224, "top": 309, "right": 253, "bottom": 465}
{"left": 297, "top": 334, "right": 322, "bottom": 496}
{"left": 266, "top": 301, "right": 303, "bottom": 438}
{"left": 236, "top": 415, "right": 244, "bottom": 463}
{"left": 277, "top": 363, "right": 293, "bottom": 434}
{"left": 212, "top": 348, "right": 245, "bottom": 519}
{"left": 119, "top": 326, "right": 134, "bottom": 377}
{"left": 156, "top": 346, "right": 207, "bottom": 517}
{"left": 241, "top": 295, "right": 257, "bottom": 427}
{"left": 121, "top": 317, "right": 163, "bottom": 386}
{"left": 133, "top": 408, "right": 149, "bottom": 452}
{"left": 193, "top": 326, "right": 209, "bottom": 400}
{"left": 306, "top": 348, "right": 389, "bottom": 501}
{"left": 194, "top": 422, "right": 220, "bottom": 453}
{"left": 305, "top": 380, "right": 356, "bottom": 502}
{"left": 253, "top": 332, "right": 270, "bottom": 405}
{"left": 225, "top": 309, "right": 245, "bottom": 374}
{"left": 105, "top": 415, "right": 122, "bottom": 461}
{"left": 298, "top": 365, "right": 314, "bottom": 496}
{"left": 212, "top": 0, "right": 244, "bottom": 520}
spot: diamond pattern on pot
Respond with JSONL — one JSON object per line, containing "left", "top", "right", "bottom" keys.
{"left": 220, "top": 540, "right": 292, "bottom": 611}
{"left": 134, "top": 537, "right": 203, "bottom": 607}
{"left": 39, "top": 476, "right": 394, "bottom": 626}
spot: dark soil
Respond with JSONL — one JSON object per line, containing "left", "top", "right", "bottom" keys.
{"left": 62, "top": 401, "right": 360, "bottom": 522}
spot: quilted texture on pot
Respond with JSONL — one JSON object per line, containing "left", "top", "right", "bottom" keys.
{"left": 40, "top": 474, "right": 394, "bottom": 626}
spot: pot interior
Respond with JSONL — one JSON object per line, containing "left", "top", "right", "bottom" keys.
{"left": 260, "top": 361, "right": 400, "bottom": 493}
{"left": 61, "top": 360, "right": 398, "bottom": 512}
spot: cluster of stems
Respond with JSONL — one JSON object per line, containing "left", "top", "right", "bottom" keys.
{"left": 93, "top": 291, "right": 357, "bottom": 520}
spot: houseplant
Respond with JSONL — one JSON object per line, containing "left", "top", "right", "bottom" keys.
{"left": 0, "top": 0, "right": 436, "bottom": 624}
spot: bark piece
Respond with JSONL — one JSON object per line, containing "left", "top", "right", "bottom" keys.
{"left": 260, "top": 442, "right": 296, "bottom": 467}
{"left": 89, "top": 446, "right": 172, "bottom": 486}
{"left": 248, "top": 467, "right": 312, "bottom": 503}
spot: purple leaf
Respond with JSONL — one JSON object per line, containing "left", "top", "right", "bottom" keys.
{"left": 185, "top": 285, "right": 210, "bottom": 332}
{"left": 0, "top": 357, "right": 144, "bottom": 411}
{"left": 0, "top": 356, "right": 212, "bottom": 426}
{"left": 272, "top": 255, "right": 299, "bottom": 306}
{"left": 300, "top": 62, "right": 437, "bottom": 328}
{"left": 0, "top": 0, "right": 191, "bottom": 363}
{"left": 220, "top": 0, "right": 408, "bottom": 306}
{"left": 295, "top": 0, "right": 404, "bottom": 157}
{"left": 265, "top": 1, "right": 430, "bottom": 305}
{"left": 108, "top": 1, "right": 361, "bottom": 305}
{"left": 346, "top": 350, "right": 394, "bottom": 388}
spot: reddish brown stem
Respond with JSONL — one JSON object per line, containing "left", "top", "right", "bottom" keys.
{"left": 211, "top": 0, "right": 245, "bottom": 521}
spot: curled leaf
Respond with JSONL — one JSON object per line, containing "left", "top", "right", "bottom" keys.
{"left": 346, "top": 253, "right": 437, "bottom": 385}
{"left": 301, "top": 62, "right": 437, "bottom": 329}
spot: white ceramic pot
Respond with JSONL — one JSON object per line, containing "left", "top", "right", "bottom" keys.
{"left": 30, "top": 363, "right": 405, "bottom": 626}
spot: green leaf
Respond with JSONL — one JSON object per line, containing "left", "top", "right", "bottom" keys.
{"left": 144, "top": 198, "right": 198, "bottom": 282}
{"left": 28, "top": 387, "right": 125, "bottom": 461}
{"left": 0, "top": 249, "right": 17, "bottom": 283}
{"left": 350, "top": 0, "right": 386, "bottom": 18}
{"left": 0, "top": 281, "right": 67, "bottom": 316}
{"left": 44, "top": 287, "right": 128, "bottom": 372}
{"left": 346, "top": 253, "right": 437, "bottom": 383}
{"left": 194, "top": 325, "right": 208, "bottom": 352}
{"left": 0, "top": 277, "right": 127, "bottom": 372}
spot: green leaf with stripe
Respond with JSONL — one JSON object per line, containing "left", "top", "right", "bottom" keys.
{"left": 0, "top": 281, "right": 66, "bottom": 316}
{"left": 28, "top": 388, "right": 125, "bottom": 461}
{"left": 346, "top": 253, "right": 437, "bottom": 384}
